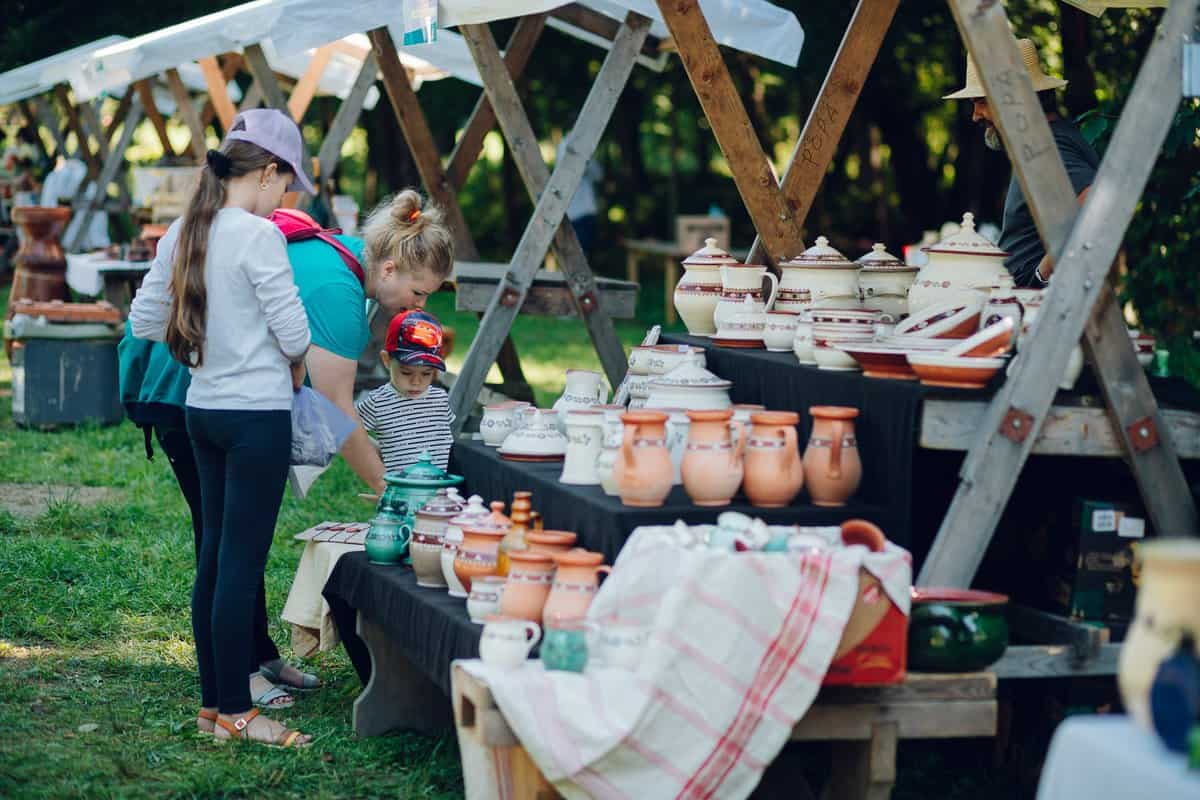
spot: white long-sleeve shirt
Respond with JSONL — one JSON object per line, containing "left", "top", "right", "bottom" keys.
{"left": 129, "top": 207, "right": 310, "bottom": 411}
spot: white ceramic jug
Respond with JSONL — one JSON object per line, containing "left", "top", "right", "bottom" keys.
{"left": 479, "top": 617, "right": 541, "bottom": 669}
{"left": 714, "top": 263, "right": 779, "bottom": 332}
{"left": 560, "top": 409, "right": 605, "bottom": 485}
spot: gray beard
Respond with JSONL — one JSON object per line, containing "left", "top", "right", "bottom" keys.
{"left": 984, "top": 125, "right": 1003, "bottom": 151}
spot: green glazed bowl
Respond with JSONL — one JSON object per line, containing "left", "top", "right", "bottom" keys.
{"left": 908, "top": 588, "right": 1009, "bottom": 673}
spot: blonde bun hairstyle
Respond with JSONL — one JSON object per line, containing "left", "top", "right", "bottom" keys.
{"left": 362, "top": 189, "right": 454, "bottom": 281}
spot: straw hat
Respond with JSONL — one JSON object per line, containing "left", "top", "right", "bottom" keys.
{"left": 943, "top": 38, "right": 1068, "bottom": 100}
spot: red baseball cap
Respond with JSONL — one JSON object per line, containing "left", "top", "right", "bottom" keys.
{"left": 385, "top": 310, "right": 446, "bottom": 371}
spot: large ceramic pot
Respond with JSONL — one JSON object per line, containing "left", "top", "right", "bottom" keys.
{"left": 674, "top": 238, "right": 737, "bottom": 336}
{"left": 560, "top": 408, "right": 605, "bottom": 485}
{"left": 743, "top": 411, "right": 804, "bottom": 508}
{"left": 1119, "top": 540, "right": 1200, "bottom": 732}
{"left": 552, "top": 369, "right": 606, "bottom": 431}
{"left": 909, "top": 588, "right": 1009, "bottom": 672}
{"left": 681, "top": 409, "right": 745, "bottom": 507}
{"left": 778, "top": 236, "right": 860, "bottom": 310}
{"left": 614, "top": 410, "right": 673, "bottom": 508}
{"left": 364, "top": 509, "right": 413, "bottom": 565}
{"left": 857, "top": 243, "right": 918, "bottom": 322}
{"left": 412, "top": 488, "right": 464, "bottom": 588}
{"left": 500, "top": 550, "right": 556, "bottom": 622}
{"left": 443, "top": 495, "right": 489, "bottom": 597}
{"left": 803, "top": 406, "right": 862, "bottom": 507}
{"left": 714, "top": 263, "right": 779, "bottom": 332}
{"left": 909, "top": 213, "right": 1010, "bottom": 314}
{"left": 543, "top": 549, "right": 611, "bottom": 621}
{"left": 379, "top": 451, "right": 464, "bottom": 518}
{"left": 645, "top": 363, "right": 732, "bottom": 411}
{"left": 453, "top": 507, "right": 510, "bottom": 592}
{"left": 10, "top": 206, "right": 72, "bottom": 309}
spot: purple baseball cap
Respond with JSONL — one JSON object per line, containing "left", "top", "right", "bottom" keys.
{"left": 225, "top": 108, "right": 315, "bottom": 194}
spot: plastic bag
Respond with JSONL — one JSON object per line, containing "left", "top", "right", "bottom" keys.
{"left": 291, "top": 386, "right": 357, "bottom": 467}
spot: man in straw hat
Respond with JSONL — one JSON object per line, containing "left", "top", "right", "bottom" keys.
{"left": 945, "top": 37, "right": 1099, "bottom": 287}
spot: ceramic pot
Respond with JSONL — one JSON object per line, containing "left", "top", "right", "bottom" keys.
{"left": 479, "top": 616, "right": 541, "bottom": 669}
{"left": 1119, "top": 540, "right": 1200, "bottom": 732}
{"left": 560, "top": 408, "right": 605, "bottom": 485}
{"left": 499, "top": 409, "right": 568, "bottom": 462}
{"left": 681, "top": 409, "right": 745, "bottom": 507}
{"left": 909, "top": 588, "right": 1009, "bottom": 672}
{"left": 909, "top": 213, "right": 1010, "bottom": 314}
{"left": 553, "top": 369, "right": 607, "bottom": 431}
{"left": 480, "top": 403, "right": 519, "bottom": 447}
{"left": 763, "top": 311, "right": 800, "bottom": 352}
{"left": 10, "top": 206, "right": 71, "bottom": 309}
{"left": 614, "top": 410, "right": 673, "bottom": 508}
{"left": 542, "top": 615, "right": 590, "bottom": 672}
{"left": 857, "top": 243, "right": 918, "bottom": 320}
{"left": 810, "top": 307, "right": 880, "bottom": 371}
{"left": 803, "top": 406, "right": 862, "bottom": 507}
{"left": 412, "top": 488, "right": 464, "bottom": 588}
{"left": 526, "top": 530, "right": 578, "bottom": 556}
{"left": 793, "top": 311, "right": 817, "bottom": 365}
{"left": 645, "top": 363, "right": 732, "bottom": 412}
{"left": 454, "top": 507, "right": 510, "bottom": 592}
{"left": 467, "top": 576, "right": 506, "bottom": 624}
{"left": 593, "top": 622, "right": 651, "bottom": 671}
{"left": 379, "top": 451, "right": 464, "bottom": 518}
{"left": 500, "top": 550, "right": 556, "bottom": 622}
{"left": 778, "top": 236, "right": 860, "bottom": 309}
{"left": 543, "top": 549, "right": 612, "bottom": 621}
{"left": 714, "top": 263, "right": 779, "bottom": 331}
{"left": 743, "top": 411, "right": 804, "bottom": 508}
{"left": 364, "top": 509, "right": 413, "bottom": 565}
{"left": 443, "top": 495, "right": 489, "bottom": 598}
{"left": 713, "top": 294, "right": 768, "bottom": 347}
{"left": 595, "top": 406, "right": 626, "bottom": 496}
{"left": 674, "top": 237, "right": 736, "bottom": 336}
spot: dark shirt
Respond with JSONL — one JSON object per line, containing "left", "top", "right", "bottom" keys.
{"left": 999, "top": 117, "right": 1100, "bottom": 287}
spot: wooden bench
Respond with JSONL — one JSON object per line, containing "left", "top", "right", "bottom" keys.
{"left": 454, "top": 260, "right": 638, "bottom": 320}
{"left": 452, "top": 664, "right": 997, "bottom": 800}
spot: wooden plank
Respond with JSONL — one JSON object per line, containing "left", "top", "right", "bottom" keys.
{"left": 134, "top": 79, "right": 176, "bottom": 158}
{"left": 315, "top": 51, "right": 378, "bottom": 197}
{"left": 66, "top": 98, "right": 144, "bottom": 252}
{"left": 918, "top": 0, "right": 1199, "bottom": 588}
{"left": 991, "top": 643, "right": 1120, "bottom": 679}
{"left": 920, "top": 398, "right": 1200, "bottom": 459}
{"left": 813, "top": 671, "right": 996, "bottom": 705}
{"left": 368, "top": 27, "right": 480, "bottom": 260}
{"left": 746, "top": 0, "right": 899, "bottom": 265}
{"left": 822, "top": 722, "right": 897, "bottom": 800}
{"left": 1007, "top": 603, "right": 1108, "bottom": 661}
{"left": 549, "top": 2, "right": 662, "bottom": 58}
{"left": 198, "top": 54, "right": 240, "bottom": 129}
{"left": 453, "top": 14, "right": 647, "bottom": 425}
{"left": 243, "top": 43, "right": 290, "bottom": 112}
{"left": 31, "top": 96, "right": 69, "bottom": 158}
{"left": 287, "top": 43, "right": 335, "bottom": 122}
{"left": 77, "top": 101, "right": 109, "bottom": 161}
{"left": 446, "top": 14, "right": 547, "bottom": 192}
{"left": 54, "top": 84, "right": 102, "bottom": 173}
{"left": 15, "top": 100, "right": 51, "bottom": 162}
{"left": 164, "top": 69, "right": 208, "bottom": 162}
{"left": 353, "top": 612, "right": 453, "bottom": 736}
{"left": 104, "top": 86, "right": 135, "bottom": 141}
{"left": 238, "top": 81, "right": 264, "bottom": 113}
{"left": 456, "top": 273, "right": 637, "bottom": 318}
{"left": 791, "top": 699, "right": 996, "bottom": 741}
{"left": 655, "top": 0, "right": 804, "bottom": 265}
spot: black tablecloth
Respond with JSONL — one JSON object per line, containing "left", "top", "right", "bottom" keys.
{"left": 450, "top": 437, "right": 897, "bottom": 563}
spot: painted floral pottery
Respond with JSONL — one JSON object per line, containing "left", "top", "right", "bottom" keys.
{"left": 453, "top": 506, "right": 510, "bottom": 592}
{"left": 714, "top": 262, "right": 779, "bottom": 332}
{"left": 443, "top": 494, "right": 489, "bottom": 597}
{"left": 762, "top": 311, "right": 800, "bottom": 352}
{"left": 1119, "top": 540, "right": 1200, "bottom": 732}
{"left": 496, "top": 491, "right": 533, "bottom": 578}
{"left": 500, "top": 550, "right": 556, "bottom": 622}
{"left": 643, "top": 344, "right": 706, "bottom": 375}
{"left": 467, "top": 576, "right": 506, "bottom": 624}
{"left": 552, "top": 369, "right": 607, "bottom": 431}
{"left": 713, "top": 294, "right": 768, "bottom": 348}
{"left": 778, "top": 235, "right": 859, "bottom": 310}
{"left": 893, "top": 297, "right": 984, "bottom": 340}
{"left": 982, "top": 286, "right": 1023, "bottom": 345}
{"left": 595, "top": 406, "right": 626, "bottom": 497}
{"left": 526, "top": 530, "right": 578, "bottom": 556}
{"left": 593, "top": 622, "right": 651, "bottom": 671}
{"left": 560, "top": 408, "right": 605, "bottom": 485}
{"left": 681, "top": 409, "right": 745, "bottom": 507}
{"left": 614, "top": 410, "right": 673, "bottom": 508}
{"left": 645, "top": 363, "right": 732, "bottom": 412}
{"left": 803, "top": 406, "right": 862, "bottom": 507}
{"left": 379, "top": 451, "right": 464, "bottom": 518}
{"left": 792, "top": 310, "right": 817, "bottom": 365}
{"left": 675, "top": 237, "right": 736, "bottom": 336}
{"left": 499, "top": 408, "right": 567, "bottom": 462}
{"left": 412, "top": 488, "right": 464, "bottom": 588}
{"left": 909, "top": 588, "right": 1009, "bottom": 673}
{"left": 10, "top": 206, "right": 71, "bottom": 309}
{"left": 743, "top": 411, "right": 804, "bottom": 508}
{"left": 542, "top": 615, "right": 590, "bottom": 673}
{"left": 364, "top": 508, "right": 413, "bottom": 565}
{"left": 839, "top": 345, "right": 918, "bottom": 380}
{"left": 907, "top": 353, "right": 1007, "bottom": 389}
{"left": 479, "top": 616, "right": 541, "bottom": 669}
{"left": 543, "top": 549, "right": 611, "bottom": 621}
{"left": 909, "top": 212, "right": 1010, "bottom": 314}
{"left": 946, "top": 317, "right": 1015, "bottom": 359}
{"left": 810, "top": 307, "right": 879, "bottom": 371}
{"left": 480, "top": 403, "right": 519, "bottom": 447}
{"left": 857, "top": 243, "right": 917, "bottom": 320}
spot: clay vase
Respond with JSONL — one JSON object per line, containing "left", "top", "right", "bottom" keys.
{"left": 10, "top": 207, "right": 71, "bottom": 311}
{"left": 411, "top": 489, "right": 463, "bottom": 588}
{"left": 496, "top": 491, "right": 532, "bottom": 578}
{"left": 500, "top": 550, "right": 556, "bottom": 622}
{"left": 454, "top": 505, "right": 510, "bottom": 592}
{"left": 543, "top": 549, "right": 612, "bottom": 621}
{"left": 743, "top": 411, "right": 804, "bottom": 508}
{"left": 681, "top": 409, "right": 745, "bottom": 507}
{"left": 613, "top": 410, "right": 673, "bottom": 508}
{"left": 526, "top": 530, "right": 578, "bottom": 556}
{"left": 803, "top": 406, "right": 862, "bottom": 507}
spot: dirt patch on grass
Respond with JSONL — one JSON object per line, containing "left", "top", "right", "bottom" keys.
{"left": 0, "top": 483, "right": 120, "bottom": 518}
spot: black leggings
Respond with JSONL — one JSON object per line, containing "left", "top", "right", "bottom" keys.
{"left": 185, "top": 407, "right": 291, "bottom": 714}
{"left": 154, "top": 417, "right": 281, "bottom": 673}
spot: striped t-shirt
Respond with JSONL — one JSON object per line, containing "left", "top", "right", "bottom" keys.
{"left": 356, "top": 384, "right": 455, "bottom": 473}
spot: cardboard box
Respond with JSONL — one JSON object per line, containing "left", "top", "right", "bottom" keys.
{"left": 1046, "top": 498, "right": 1150, "bottom": 624}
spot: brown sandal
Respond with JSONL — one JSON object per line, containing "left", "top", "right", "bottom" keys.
{"left": 214, "top": 708, "right": 309, "bottom": 748}
{"left": 197, "top": 708, "right": 218, "bottom": 734}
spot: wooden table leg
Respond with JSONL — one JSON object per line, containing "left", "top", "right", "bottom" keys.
{"left": 352, "top": 612, "right": 453, "bottom": 737}
{"left": 625, "top": 249, "right": 639, "bottom": 284}
{"left": 820, "top": 721, "right": 897, "bottom": 800}
{"left": 664, "top": 256, "right": 678, "bottom": 325}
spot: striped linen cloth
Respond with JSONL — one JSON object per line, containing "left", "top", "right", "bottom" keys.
{"left": 457, "top": 525, "right": 912, "bottom": 800}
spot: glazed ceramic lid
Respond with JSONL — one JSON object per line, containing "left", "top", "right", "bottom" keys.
{"left": 384, "top": 451, "right": 464, "bottom": 487}
{"left": 462, "top": 512, "right": 511, "bottom": 536}
{"left": 417, "top": 488, "right": 465, "bottom": 519}
{"left": 648, "top": 362, "right": 732, "bottom": 390}
{"left": 857, "top": 243, "right": 918, "bottom": 273}
{"left": 682, "top": 237, "right": 739, "bottom": 267}
{"left": 780, "top": 236, "right": 858, "bottom": 270}
{"left": 448, "top": 495, "right": 489, "bottom": 527}
{"left": 553, "top": 548, "right": 605, "bottom": 567}
{"left": 922, "top": 213, "right": 1008, "bottom": 258}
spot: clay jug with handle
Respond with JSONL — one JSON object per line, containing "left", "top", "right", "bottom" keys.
{"left": 614, "top": 410, "right": 673, "bottom": 507}
{"left": 743, "top": 411, "right": 804, "bottom": 508}
{"left": 681, "top": 409, "right": 745, "bottom": 506}
{"left": 803, "top": 406, "right": 862, "bottom": 507}
{"left": 543, "top": 549, "right": 612, "bottom": 620}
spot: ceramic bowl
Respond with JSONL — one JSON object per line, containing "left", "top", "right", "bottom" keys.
{"left": 498, "top": 409, "right": 568, "bottom": 461}
{"left": 946, "top": 317, "right": 1015, "bottom": 358}
{"left": 909, "top": 587, "right": 1009, "bottom": 672}
{"left": 893, "top": 298, "right": 984, "bottom": 339}
{"left": 713, "top": 303, "right": 767, "bottom": 348}
{"left": 763, "top": 311, "right": 800, "bottom": 352}
{"left": 644, "top": 345, "right": 706, "bottom": 375}
{"left": 906, "top": 353, "right": 1007, "bottom": 389}
{"left": 839, "top": 344, "right": 917, "bottom": 380}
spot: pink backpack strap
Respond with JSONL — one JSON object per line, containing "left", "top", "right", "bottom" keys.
{"left": 269, "top": 208, "right": 366, "bottom": 287}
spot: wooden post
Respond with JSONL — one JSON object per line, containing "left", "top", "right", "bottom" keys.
{"left": 198, "top": 55, "right": 238, "bottom": 129}
{"left": 15, "top": 100, "right": 51, "bottom": 162}
{"left": 135, "top": 79, "right": 176, "bottom": 159}
{"left": 655, "top": 0, "right": 804, "bottom": 265}
{"left": 287, "top": 43, "right": 335, "bottom": 122}
{"left": 54, "top": 84, "right": 102, "bottom": 174}
{"left": 31, "top": 96, "right": 70, "bottom": 159}
{"left": 238, "top": 81, "right": 264, "bottom": 113}
{"left": 104, "top": 86, "right": 135, "bottom": 141}
{"left": 243, "top": 43, "right": 290, "bottom": 112}
{"left": 315, "top": 51, "right": 378, "bottom": 201}
{"left": 918, "top": 0, "right": 1198, "bottom": 587}
{"left": 165, "top": 68, "right": 209, "bottom": 161}
{"left": 745, "top": 0, "right": 899, "bottom": 265}
{"left": 66, "top": 98, "right": 144, "bottom": 252}
{"left": 450, "top": 13, "right": 650, "bottom": 427}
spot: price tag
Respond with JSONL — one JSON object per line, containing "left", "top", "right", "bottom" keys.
{"left": 1092, "top": 509, "right": 1117, "bottom": 533}
{"left": 1118, "top": 516, "right": 1146, "bottom": 539}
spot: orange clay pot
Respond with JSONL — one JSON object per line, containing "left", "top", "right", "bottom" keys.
{"left": 613, "top": 410, "right": 673, "bottom": 508}
{"left": 526, "top": 530, "right": 578, "bottom": 556}
{"left": 803, "top": 406, "right": 862, "bottom": 507}
{"left": 742, "top": 411, "right": 804, "bottom": 508}
{"left": 680, "top": 409, "right": 745, "bottom": 507}
{"left": 499, "top": 550, "right": 556, "bottom": 622}
{"left": 543, "top": 549, "right": 612, "bottom": 620}
{"left": 453, "top": 510, "right": 510, "bottom": 593}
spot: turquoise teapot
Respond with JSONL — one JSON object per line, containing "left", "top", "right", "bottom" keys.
{"left": 364, "top": 506, "right": 413, "bottom": 565}
{"left": 378, "top": 451, "right": 464, "bottom": 519}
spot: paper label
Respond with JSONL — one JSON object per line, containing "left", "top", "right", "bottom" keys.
{"left": 1118, "top": 516, "right": 1146, "bottom": 539}
{"left": 1091, "top": 509, "right": 1117, "bottom": 533}
{"left": 402, "top": 0, "right": 438, "bottom": 45}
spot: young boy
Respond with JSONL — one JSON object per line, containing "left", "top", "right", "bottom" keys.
{"left": 356, "top": 310, "right": 455, "bottom": 472}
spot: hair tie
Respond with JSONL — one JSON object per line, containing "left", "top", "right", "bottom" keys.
{"left": 407, "top": 208, "right": 421, "bottom": 222}
{"left": 206, "top": 149, "right": 232, "bottom": 178}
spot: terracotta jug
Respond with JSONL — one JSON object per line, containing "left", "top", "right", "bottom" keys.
{"left": 803, "top": 406, "right": 862, "bottom": 507}
{"left": 500, "top": 550, "right": 556, "bottom": 622}
{"left": 614, "top": 410, "right": 673, "bottom": 508}
{"left": 743, "top": 411, "right": 804, "bottom": 508}
{"left": 543, "top": 549, "right": 612, "bottom": 621}
{"left": 526, "top": 530, "right": 578, "bottom": 556}
{"left": 681, "top": 409, "right": 745, "bottom": 507}
{"left": 10, "top": 206, "right": 71, "bottom": 309}
{"left": 453, "top": 503, "right": 510, "bottom": 592}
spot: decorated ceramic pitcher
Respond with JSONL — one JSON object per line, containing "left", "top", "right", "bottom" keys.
{"left": 743, "top": 411, "right": 804, "bottom": 508}
{"left": 454, "top": 503, "right": 510, "bottom": 592}
{"left": 543, "top": 549, "right": 612, "bottom": 621}
{"left": 714, "top": 263, "right": 779, "bottom": 332}
{"left": 553, "top": 369, "right": 607, "bottom": 431}
{"left": 479, "top": 616, "right": 541, "bottom": 669}
{"left": 500, "top": 550, "right": 557, "bottom": 622}
{"left": 560, "top": 409, "right": 605, "bottom": 485}
{"left": 803, "top": 406, "right": 862, "bottom": 507}
{"left": 681, "top": 409, "right": 745, "bottom": 507}
{"left": 614, "top": 410, "right": 673, "bottom": 507}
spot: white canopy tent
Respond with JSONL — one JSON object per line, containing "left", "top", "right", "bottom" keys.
{"left": 0, "top": 36, "right": 127, "bottom": 107}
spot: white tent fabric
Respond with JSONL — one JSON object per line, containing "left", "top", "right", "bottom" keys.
{"left": 0, "top": 36, "right": 126, "bottom": 106}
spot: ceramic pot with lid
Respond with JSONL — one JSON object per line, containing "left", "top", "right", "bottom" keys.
{"left": 379, "top": 451, "right": 464, "bottom": 519}
{"left": 645, "top": 362, "right": 732, "bottom": 411}
{"left": 857, "top": 243, "right": 919, "bottom": 321}
{"left": 674, "top": 237, "right": 737, "bottom": 336}
{"left": 713, "top": 294, "right": 768, "bottom": 348}
{"left": 443, "top": 494, "right": 489, "bottom": 597}
{"left": 778, "top": 236, "right": 860, "bottom": 310}
{"left": 412, "top": 488, "right": 464, "bottom": 588}
{"left": 714, "top": 263, "right": 779, "bottom": 332}
{"left": 909, "top": 213, "right": 1011, "bottom": 314}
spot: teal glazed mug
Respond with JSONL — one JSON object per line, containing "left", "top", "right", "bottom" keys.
{"left": 541, "top": 615, "right": 590, "bottom": 673}
{"left": 364, "top": 508, "right": 413, "bottom": 565}
{"left": 908, "top": 587, "right": 1009, "bottom": 673}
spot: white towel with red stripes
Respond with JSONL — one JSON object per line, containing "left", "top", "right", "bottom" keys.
{"left": 456, "top": 526, "right": 912, "bottom": 800}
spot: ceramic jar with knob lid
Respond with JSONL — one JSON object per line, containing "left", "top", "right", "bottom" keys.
{"left": 856, "top": 243, "right": 918, "bottom": 322}
{"left": 909, "top": 212, "right": 1011, "bottom": 314}
{"left": 674, "top": 237, "right": 737, "bottom": 336}
{"left": 778, "top": 236, "right": 860, "bottom": 310}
